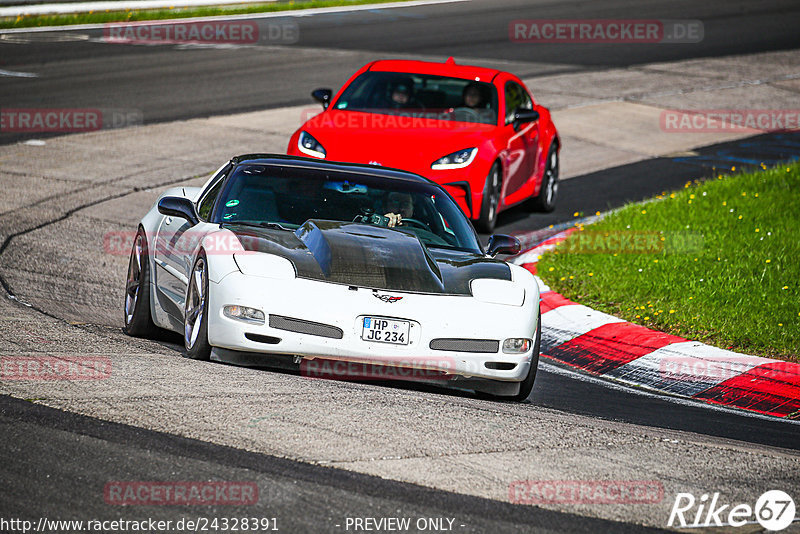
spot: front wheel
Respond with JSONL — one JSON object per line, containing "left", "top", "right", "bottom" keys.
{"left": 529, "top": 145, "right": 559, "bottom": 212}
{"left": 509, "top": 311, "right": 541, "bottom": 402}
{"left": 475, "top": 163, "right": 501, "bottom": 233}
{"left": 184, "top": 252, "right": 212, "bottom": 361}
{"left": 123, "top": 228, "right": 159, "bottom": 338}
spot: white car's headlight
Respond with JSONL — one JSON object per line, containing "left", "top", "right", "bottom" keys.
{"left": 431, "top": 148, "right": 477, "bottom": 170}
{"left": 503, "top": 338, "right": 532, "bottom": 354}
{"left": 223, "top": 305, "right": 265, "bottom": 324}
{"left": 234, "top": 253, "right": 296, "bottom": 280}
{"left": 470, "top": 278, "right": 525, "bottom": 306}
{"left": 297, "top": 131, "right": 326, "bottom": 159}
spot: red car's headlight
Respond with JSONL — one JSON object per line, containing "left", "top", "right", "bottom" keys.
{"left": 431, "top": 148, "right": 477, "bottom": 170}
{"left": 297, "top": 131, "right": 327, "bottom": 159}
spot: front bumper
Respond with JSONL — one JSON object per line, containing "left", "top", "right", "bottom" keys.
{"left": 207, "top": 272, "right": 539, "bottom": 382}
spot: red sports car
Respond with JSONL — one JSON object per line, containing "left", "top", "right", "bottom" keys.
{"left": 287, "top": 58, "right": 560, "bottom": 232}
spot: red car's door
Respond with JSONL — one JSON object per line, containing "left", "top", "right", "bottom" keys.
{"left": 500, "top": 81, "right": 540, "bottom": 200}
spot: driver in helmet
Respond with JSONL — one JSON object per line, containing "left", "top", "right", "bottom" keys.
{"left": 461, "top": 82, "right": 488, "bottom": 109}
{"left": 383, "top": 192, "right": 414, "bottom": 227}
{"left": 388, "top": 79, "right": 421, "bottom": 109}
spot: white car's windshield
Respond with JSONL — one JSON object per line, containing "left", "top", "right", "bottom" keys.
{"left": 212, "top": 163, "right": 483, "bottom": 253}
{"left": 333, "top": 71, "right": 498, "bottom": 126}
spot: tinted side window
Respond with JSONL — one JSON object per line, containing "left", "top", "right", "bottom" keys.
{"left": 504, "top": 81, "right": 533, "bottom": 124}
{"left": 197, "top": 177, "right": 225, "bottom": 221}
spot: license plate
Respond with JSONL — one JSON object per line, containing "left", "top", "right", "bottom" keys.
{"left": 361, "top": 317, "right": 410, "bottom": 345}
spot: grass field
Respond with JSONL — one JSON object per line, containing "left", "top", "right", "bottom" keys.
{"left": 0, "top": 0, "right": 412, "bottom": 30}
{"left": 538, "top": 161, "right": 800, "bottom": 362}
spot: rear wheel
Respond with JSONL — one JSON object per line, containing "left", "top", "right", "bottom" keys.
{"left": 529, "top": 145, "right": 559, "bottom": 212}
{"left": 123, "top": 228, "right": 159, "bottom": 338}
{"left": 509, "top": 311, "right": 541, "bottom": 402}
{"left": 475, "top": 163, "right": 501, "bottom": 233}
{"left": 184, "top": 252, "right": 212, "bottom": 361}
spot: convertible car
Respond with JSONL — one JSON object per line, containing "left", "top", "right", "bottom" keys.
{"left": 287, "top": 58, "right": 560, "bottom": 232}
{"left": 123, "top": 155, "right": 541, "bottom": 400}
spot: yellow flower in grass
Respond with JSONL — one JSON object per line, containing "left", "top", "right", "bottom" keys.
{"left": 641, "top": 210, "right": 647, "bottom": 214}
{"left": 669, "top": 310, "right": 676, "bottom": 314}
{"left": 548, "top": 267, "right": 554, "bottom": 272}
{"left": 588, "top": 273, "right": 594, "bottom": 277}
{"left": 766, "top": 259, "right": 771, "bottom": 263}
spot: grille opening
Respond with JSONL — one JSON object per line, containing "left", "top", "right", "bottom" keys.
{"left": 245, "top": 333, "right": 281, "bottom": 345}
{"left": 269, "top": 315, "right": 344, "bottom": 340}
{"left": 429, "top": 338, "right": 499, "bottom": 353}
{"left": 484, "top": 362, "right": 517, "bottom": 371}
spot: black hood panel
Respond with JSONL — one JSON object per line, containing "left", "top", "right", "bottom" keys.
{"left": 228, "top": 221, "right": 511, "bottom": 295}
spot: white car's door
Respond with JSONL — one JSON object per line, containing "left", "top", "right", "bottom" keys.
{"left": 154, "top": 169, "right": 229, "bottom": 323}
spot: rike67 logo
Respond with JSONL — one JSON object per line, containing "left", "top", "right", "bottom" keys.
{"left": 668, "top": 490, "right": 796, "bottom": 530}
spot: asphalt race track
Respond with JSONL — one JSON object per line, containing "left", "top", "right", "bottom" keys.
{"left": 1, "top": 0, "right": 800, "bottom": 532}
{"left": 2, "top": 0, "right": 800, "bottom": 144}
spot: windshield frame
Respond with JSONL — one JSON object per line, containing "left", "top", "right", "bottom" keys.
{"left": 209, "top": 162, "right": 484, "bottom": 255}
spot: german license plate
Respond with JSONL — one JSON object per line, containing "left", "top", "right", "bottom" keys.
{"left": 361, "top": 317, "right": 410, "bottom": 345}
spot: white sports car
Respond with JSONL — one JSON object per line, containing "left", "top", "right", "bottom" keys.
{"left": 124, "top": 155, "right": 541, "bottom": 400}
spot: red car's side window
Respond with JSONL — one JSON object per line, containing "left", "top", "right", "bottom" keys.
{"left": 504, "top": 81, "right": 533, "bottom": 125}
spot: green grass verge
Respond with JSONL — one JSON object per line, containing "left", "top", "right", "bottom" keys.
{"left": 538, "top": 162, "right": 800, "bottom": 362}
{"left": 0, "top": 0, "right": 413, "bottom": 30}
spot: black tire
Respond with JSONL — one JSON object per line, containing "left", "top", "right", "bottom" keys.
{"left": 509, "top": 311, "right": 542, "bottom": 402}
{"left": 184, "top": 251, "right": 212, "bottom": 361}
{"left": 529, "top": 145, "right": 559, "bottom": 212}
{"left": 475, "top": 163, "right": 502, "bottom": 233}
{"left": 123, "top": 227, "right": 159, "bottom": 338}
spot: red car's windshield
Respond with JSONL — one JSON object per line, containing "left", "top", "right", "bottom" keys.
{"left": 333, "top": 71, "right": 498, "bottom": 126}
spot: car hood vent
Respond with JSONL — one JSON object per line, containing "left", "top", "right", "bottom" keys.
{"left": 228, "top": 220, "right": 510, "bottom": 295}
